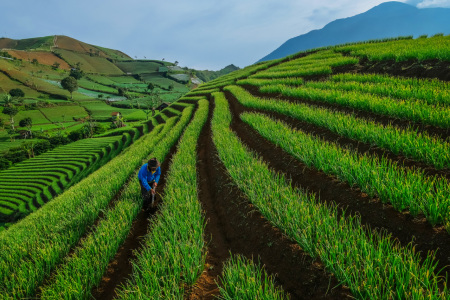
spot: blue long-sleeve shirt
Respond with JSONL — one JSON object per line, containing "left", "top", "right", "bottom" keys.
{"left": 138, "top": 163, "right": 161, "bottom": 191}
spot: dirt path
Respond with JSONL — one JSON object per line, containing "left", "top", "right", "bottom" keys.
{"left": 225, "top": 91, "right": 450, "bottom": 284}
{"left": 187, "top": 99, "right": 352, "bottom": 299}
{"left": 90, "top": 136, "right": 180, "bottom": 300}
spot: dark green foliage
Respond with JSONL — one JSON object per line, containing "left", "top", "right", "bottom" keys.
{"left": 2, "top": 106, "right": 18, "bottom": 121}
{"left": 61, "top": 76, "right": 78, "bottom": 99}
{"left": 33, "top": 140, "right": 52, "bottom": 154}
{"left": 48, "top": 136, "right": 71, "bottom": 147}
{"left": 19, "top": 117, "right": 32, "bottom": 129}
{"left": 0, "top": 157, "right": 11, "bottom": 170}
{"left": 0, "top": 51, "right": 13, "bottom": 59}
{"left": 69, "top": 68, "right": 84, "bottom": 80}
{"left": 9, "top": 89, "right": 25, "bottom": 98}
{"left": 117, "top": 87, "right": 128, "bottom": 96}
{"left": 52, "top": 62, "right": 60, "bottom": 70}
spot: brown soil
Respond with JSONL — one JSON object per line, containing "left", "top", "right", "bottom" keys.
{"left": 187, "top": 99, "right": 352, "bottom": 299}
{"left": 224, "top": 91, "right": 450, "bottom": 285}
{"left": 91, "top": 136, "right": 179, "bottom": 299}
{"left": 155, "top": 114, "right": 165, "bottom": 124}
{"left": 243, "top": 84, "right": 450, "bottom": 141}
{"left": 5, "top": 50, "right": 71, "bottom": 70}
{"left": 228, "top": 90, "right": 450, "bottom": 180}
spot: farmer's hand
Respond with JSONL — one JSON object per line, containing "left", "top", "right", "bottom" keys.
{"left": 151, "top": 189, "right": 156, "bottom": 195}
{"left": 153, "top": 182, "right": 158, "bottom": 188}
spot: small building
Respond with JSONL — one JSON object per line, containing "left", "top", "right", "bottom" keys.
{"left": 111, "top": 112, "right": 121, "bottom": 118}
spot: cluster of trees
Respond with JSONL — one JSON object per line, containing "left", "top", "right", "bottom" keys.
{"left": 0, "top": 136, "right": 71, "bottom": 170}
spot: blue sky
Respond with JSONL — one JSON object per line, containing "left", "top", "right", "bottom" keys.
{"left": 1, "top": 0, "right": 449, "bottom": 70}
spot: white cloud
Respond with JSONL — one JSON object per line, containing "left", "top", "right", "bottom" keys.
{"left": 417, "top": 0, "right": 450, "bottom": 7}
{"left": 0, "top": 0, "right": 417, "bottom": 70}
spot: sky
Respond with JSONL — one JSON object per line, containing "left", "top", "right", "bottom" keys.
{"left": 1, "top": 0, "right": 449, "bottom": 70}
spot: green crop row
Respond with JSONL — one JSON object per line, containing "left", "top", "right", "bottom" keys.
{"left": 218, "top": 255, "right": 288, "bottom": 300}
{"left": 251, "top": 65, "right": 332, "bottom": 78}
{"left": 304, "top": 79, "right": 450, "bottom": 109}
{"left": 195, "top": 80, "right": 236, "bottom": 90}
{"left": 260, "top": 84, "right": 450, "bottom": 128}
{"left": 39, "top": 105, "right": 197, "bottom": 299}
{"left": 237, "top": 77, "right": 304, "bottom": 87}
{"left": 330, "top": 73, "right": 450, "bottom": 106}
{"left": 186, "top": 88, "right": 220, "bottom": 95}
{"left": 116, "top": 99, "right": 209, "bottom": 299}
{"left": 336, "top": 35, "right": 450, "bottom": 62}
{"left": 226, "top": 85, "right": 450, "bottom": 169}
{"left": 177, "top": 96, "right": 206, "bottom": 102}
{"left": 0, "top": 135, "right": 128, "bottom": 222}
{"left": 260, "top": 51, "right": 348, "bottom": 72}
{"left": 251, "top": 51, "right": 358, "bottom": 79}
{"left": 241, "top": 111, "right": 450, "bottom": 227}
{"left": 211, "top": 91, "right": 448, "bottom": 299}
{"left": 0, "top": 109, "right": 190, "bottom": 298}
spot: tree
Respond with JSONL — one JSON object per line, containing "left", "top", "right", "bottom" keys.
{"left": 141, "top": 90, "right": 162, "bottom": 120}
{"left": 9, "top": 88, "right": 25, "bottom": 98}
{"left": 2, "top": 94, "right": 13, "bottom": 107}
{"left": 19, "top": 117, "right": 33, "bottom": 138}
{"left": 3, "top": 106, "right": 18, "bottom": 130}
{"left": 168, "top": 84, "right": 174, "bottom": 91}
{"left": 23, "top": 142, "right": 35, "bottom": 158}
{"left": 117, "top": 87, "right": 128, "bottom": 97}
{"left": 31, "top": 58, "right": 39, "bottom": 65}
{"left": 147, "top": 83, "right": 155, "bottom": 92}
{"left": 61, "top": 76, "right": 78, "bottom": 99}
{"left": 6, "top": 126, "right": 15, "bottom": 142}
{"left": 174, "top": 61, "right": 179, "bottom": 66}
{"left": 69, "top": 68, "right": 83, "bottom": 80}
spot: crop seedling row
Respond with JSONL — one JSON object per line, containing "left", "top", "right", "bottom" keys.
{"left": 210, "top": 91, "right": 448, "bottom": 299}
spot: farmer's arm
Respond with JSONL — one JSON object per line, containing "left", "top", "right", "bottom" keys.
{"left": 138, "top": 165, "right": 152, "bottom": 191}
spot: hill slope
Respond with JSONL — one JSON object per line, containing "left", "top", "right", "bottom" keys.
{"left": 259, "top": 1, "right": 450, "bottom": 62}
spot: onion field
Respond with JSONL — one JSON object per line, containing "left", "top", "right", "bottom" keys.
{"left": 1, "top": 35, "right": 449, "bottom": 299}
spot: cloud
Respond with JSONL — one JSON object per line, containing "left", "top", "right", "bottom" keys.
{"left": 405, "top": 0, "right": 450, "bottom": 7}
{"left": 0, "top": 0, "right": 417, "bottom": 70}
{"left": 416, "top": 0, "right": 450, "bottom": 7}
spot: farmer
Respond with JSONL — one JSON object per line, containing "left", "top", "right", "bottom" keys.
{"left": 138, "top": 157, "right": 161, "bottom": 208}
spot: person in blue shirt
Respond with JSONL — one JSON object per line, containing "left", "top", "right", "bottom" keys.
{"left": 138, "top": 157, "right": 161, "bottom": 208}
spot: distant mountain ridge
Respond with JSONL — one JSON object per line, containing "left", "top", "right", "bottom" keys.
{"left": 195, "top": 64, "right": 240, "bottom": 82}
{"left": 0, "top": 35, "right": 131, "bottom": 61}
{"left": 258, "top": 1, "right": 450, "bottom": 62}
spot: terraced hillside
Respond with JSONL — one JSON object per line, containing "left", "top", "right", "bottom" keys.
{"left": 0, "top": 35, "right": 449, "bottom": 299}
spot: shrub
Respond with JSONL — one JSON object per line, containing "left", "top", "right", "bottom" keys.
{"left": 9, "top": 89, "right": 25, "bottom": 98}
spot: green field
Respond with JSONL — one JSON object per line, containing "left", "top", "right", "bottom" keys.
{"left": 2, "top": 35, "right": 449, "bottom": 299}
{"left": 114, "top": 60, "right": 165, "bottom": 74}
{"left": 58, "top": 49, "right": 124, "bottom": 74}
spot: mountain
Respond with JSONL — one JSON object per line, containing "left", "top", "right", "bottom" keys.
{"left": 195, "top": 64, "right": 240, "bottom": 82}
{"left": 258, "top": 1, "right": 450, "bottom": 62}
{"left": 0, "top": 35, "right": 131, "bottom": 60}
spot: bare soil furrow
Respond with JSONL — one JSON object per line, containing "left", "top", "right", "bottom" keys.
{"left": 224, "top": 91, "right": 450, "bottom": 283}
{"left": 242, "top": 85, "right": 450, "bottom": 141}
{"left": 225, "top": 90, "right": 450, "bottom": 179}
{"left": 187, "top": 98, "right": 352, "bottom": 300}
{"left": 90, "top": 137, "right": 179, "bottom": 300}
